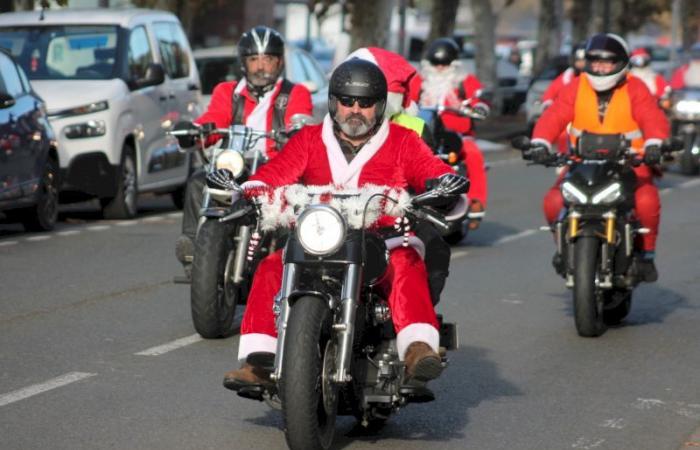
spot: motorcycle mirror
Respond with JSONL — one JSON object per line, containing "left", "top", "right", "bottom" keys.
{"left": 511, "top": 135, "right": 531, "bottom": 151}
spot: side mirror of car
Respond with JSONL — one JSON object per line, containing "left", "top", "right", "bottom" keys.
{"left": 129, "top": 63, "right": 166, "bottom": 90}
{"left": 0, "top": 92, "right": 16, "bottom": 109}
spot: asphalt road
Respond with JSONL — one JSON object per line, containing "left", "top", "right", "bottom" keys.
{"left": 1, "top": 150, "right": 699, "bottom": 450}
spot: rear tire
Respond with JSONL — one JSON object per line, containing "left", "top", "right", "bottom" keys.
{"left": 190, "top": 219, "right": 238, "bottom": 338}
{"left": 281, "top": 296, "right": 336, "bottom": 450}
{"left": 101, "top": 146, "right": 137, "bottom": 219}
{"left": 573, "top": 236, "right": 607, "bottom": 337}
{"left": 20, "top": 156, "right": 59, "bottom": 231}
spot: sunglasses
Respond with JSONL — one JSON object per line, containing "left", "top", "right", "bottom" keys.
{"left": 336, "top": 95, "right": 378, "bottom": 108}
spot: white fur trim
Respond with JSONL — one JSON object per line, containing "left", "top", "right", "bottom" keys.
{"left": 320, "top": 115, "right": 390, "bottom": 188}
{"left": 385, "top": 235, "right": 426, "bottom": 260}
{"left": 396, "top": 323, "right": 440, "bottom": 361}
{"left": 237, "top": 333, "right": 277, "bottom": 362}
{"left": 241, "top": 180, "right": 267, "bottom": 189}
{"left": 644, "top": 138, "right": 663, "bottom": 149}
{"left": 445, "top": 194, "right": 469, "bottom": 222}
{"left": 346, "top": 47, "right": 378, "bottom": 65}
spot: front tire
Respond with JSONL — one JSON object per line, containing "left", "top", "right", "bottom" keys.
{"left": 20, "top": 156, "right": 59, "bottom": 231}
{"left": 190, "top": 219, "right": 238, "bottom": 338}
{"left": 678, "top": 146, "right": 699, "bottom": 176}
{"left": 573, "top": 236, "right": 607, "bottom": 337}
{"left": 281, "top": 296, "right": 336, "bottom": 450}
{"left": 101, "top": 146, "right": 138, "bottom": 219}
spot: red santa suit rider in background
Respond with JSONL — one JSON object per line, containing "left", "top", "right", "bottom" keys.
{"left": 531, "top": 33, "right": 669, "bottom": 282}
{"left": 670, "top": 43, "right": 700, "bottom": 89}
{"left": 629, "top": 47, "right": 670, "bottom": 100}
{"left": 222, "top": 59, "right": 467, "bottom": 393}
{"left": 174, "top": 26, "right": 312, "bottom": 278}
{"left": 416, "top": 37, "right": 490, "bottom": 230}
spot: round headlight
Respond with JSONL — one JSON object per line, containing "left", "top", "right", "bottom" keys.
{"left": 296, "top": 206, "right": 346, "bottom": 256}
{"left": 215, "top": 150, "right": 244, "bottom": 177}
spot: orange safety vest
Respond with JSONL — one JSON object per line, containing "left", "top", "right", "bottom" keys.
{"left": 570, "top": 74, "right": 644, "bottom": 152}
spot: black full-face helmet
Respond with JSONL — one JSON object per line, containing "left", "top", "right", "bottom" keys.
{"left": 584, "top": 33, "right": 630, "bottom": 91}
{"left": 571, "top": 40, "right": 587, "bottom": 69}
{"left": 237, "top": 26, "right": 285, "bottom": 87}
{"left": 425, "top": 38, "right": 460, "bottom": 66}
{"left": 328, "top": 58, "right": 388, "bottom": 124}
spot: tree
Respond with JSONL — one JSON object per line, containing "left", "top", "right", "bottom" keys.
{"left": 427, "top": 0, "right": 460, "bottom": 44}
{"left": 346, "top": 0, "right": 394, "bottom": 50}
{"left": 533, "top": 0, "right": 563, "bottom": 76}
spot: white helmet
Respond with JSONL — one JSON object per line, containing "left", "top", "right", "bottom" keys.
{"left": 583, "top": 33, "right": 630, "bottom": 92}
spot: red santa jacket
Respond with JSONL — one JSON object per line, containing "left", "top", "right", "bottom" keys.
{"left": 442, "top": 74, "right": 486, "bottom": 135}
{"left": 195, "top": 78, "right": 312, "bottom": 157}
{"left": 250, "top": 117, "right": 452, "bottom": 192}
{"left": 541, "top": 67, "right": 578, "bottom": 106}
{"left": 532, "top": 75, "right": 669, "bottom": 150}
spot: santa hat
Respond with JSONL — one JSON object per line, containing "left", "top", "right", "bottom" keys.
{"left": 630, "top": 48, "right": 651, "bottom": 67}
{"left": 345, "top": 47, "right": 420, "bottom": 116}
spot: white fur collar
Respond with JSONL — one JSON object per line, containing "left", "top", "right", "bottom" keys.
{"left": 321, "top": 115, "right": 390, "bottom": 188}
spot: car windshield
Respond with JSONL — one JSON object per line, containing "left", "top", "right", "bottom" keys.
{"left": 195, "top": 55, "right": 241, "bottom": 95}
{"left": 0, "top": 25, "right": 119, "bottom": 80}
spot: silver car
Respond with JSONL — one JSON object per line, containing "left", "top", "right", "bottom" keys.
{"left": 0, "top": 8, "right": 202, "bottom": 219}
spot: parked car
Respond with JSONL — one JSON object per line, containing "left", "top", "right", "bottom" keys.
{"left": 524, "top": 55, "right": 570, "bottom": 128}
{"left": 193, "top": 44, "right": 328, "bottom": 120}
{"left": 0, "top": 48, "right": 59, "bottom": 230}
{"left": 0, "top": 8, "right": 202, "bottom": 219}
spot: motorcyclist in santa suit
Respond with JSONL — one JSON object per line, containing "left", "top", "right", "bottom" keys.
{"left": 222, "top": 58, "right": 468, "bottom": 393}
{"left": 416, "top": 37, "right": 490, "bottom": 230}
{"left": 174, "top": 26, "right": 312, "bottom": 278}
{"left": 530, "top": 33, "right": 669, "bottom": 282}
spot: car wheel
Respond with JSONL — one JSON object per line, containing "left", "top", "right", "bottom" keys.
{"left": 101, "top": 145, "right": 138, "bottom": 220}
{"left": 21, "top": 156, "right": 59, "bottom": 231}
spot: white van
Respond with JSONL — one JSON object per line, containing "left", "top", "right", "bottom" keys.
{"left": 0, "top": 8, "right": 202, "bottom": 218}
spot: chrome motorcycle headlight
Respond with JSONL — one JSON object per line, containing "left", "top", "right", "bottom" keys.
{"left": 296, "top": 205, "right": 346, "bottom": 256}
{"left": 561, "top": 181, "right": 588, "bottom": 204}
{"left": 215, "top": 150, "right": 245, "bottom": 178}
{"left": 675, "top": 99, "right": 700, "bottom": 115}
{"left": 591, "top": 182, "right": 622, "bottom": 205}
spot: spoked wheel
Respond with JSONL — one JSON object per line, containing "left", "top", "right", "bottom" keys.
{"left": 190, "top": 219, "right": 239, "bottom": 338}
{"left": 281, "top": 296, "right": 336, "bottom": 450}
{"left": 573, "top": 236, "right": 607, "bottom": 337}
{"left": 603, "top": 288, "right": 632, "bottom": 326}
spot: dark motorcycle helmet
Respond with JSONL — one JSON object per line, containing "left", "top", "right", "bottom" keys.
{"left": 583, "top": 33, "right": 630, "bottom": 91}
{"left": 328, "top": 58, "right": 387, "bottom": 124}
{"left": 237, "top": 26, "right": 285, "bottom": 87}
{"left": 425, "top": 38, "right": 460, "bottom": 66}
{"left": 571, "top": 40, "right": 587, "bottom": 68}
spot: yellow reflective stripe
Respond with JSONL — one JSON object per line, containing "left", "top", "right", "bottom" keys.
{"left": 391, "top": 113, "right": 425, "bottom": 136}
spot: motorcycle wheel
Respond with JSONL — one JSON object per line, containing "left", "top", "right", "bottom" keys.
{"left": 573, "top": 236, "right": 607, "bottom": 337}
{"left": 602, "top": 289, "right": 632, "bottom": 326}
{"left": 281, "top": 296, "right": 336, "bottom": 450}
{"left": 190, "top": 219, "right": 239, "bottom": 338}
{"left": 678, "top": 146, "right": 699, "bottom": 176}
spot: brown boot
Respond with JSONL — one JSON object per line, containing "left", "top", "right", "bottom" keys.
{"left": 468, "top": 200, "right": 485, "bottom": 230}
{"left": 404, "top": 342, "right": 443, "bottom": 382}
{"left": 223, "top": 363, "right": 272, "bottom": 392}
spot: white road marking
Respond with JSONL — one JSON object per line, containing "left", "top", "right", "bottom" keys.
{"left": 26, "top": 235, "right": 51, "bottom": 242}
{"left": 679, "top": 178, "right": 700, "bottom": 189}
{"left": 633, "top": 398, "right": 665, "bottom": 410}
{"left": 167, "top": 212, "right": 183, "bottom": 219}
{"left": 142, "top": 216, "right": 164, "bottom": 223}
{"left": 87, "top": 225, "right": 110, "bottom": 231}
{"left": 115, "top": 221, "right": 138, "bottom": 226}
{"left": 135, "top": 334, "right": 203, "bottom": 356}
{"left": 0, "top": 372, "right": 97, "bottom": 407}
{"left": 492, "top": 229, "right": 538, "bottom": 245}
{"left": 0, "top": 240, "right": 18, "bottom": 247}
{"left": 600, "top": 418, "right": 626, "bottom": 429}
{"left": 572, "top": 437, "right": 606, "bottom": 449}
{"left": 57, "top": 230, "right": 81, "bottom": 236}
{"left": 452, "top": 249, "right": 470, "bottom": 259}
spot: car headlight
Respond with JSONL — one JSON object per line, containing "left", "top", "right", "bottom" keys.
{"left": 675, "top": 100, "right": 700, "bottom": 115}
{"left": 215, "top": 150, "right": 244, "bottom": 178}
{"left": 50, "top": 100, "right": 109, "bottom": 119}
{"left": 561, "top": 181, "right": 588, "bottom": 204}
{"left": 296, "top": 205, "right": 346, "bottom": 256}
{"left": 591, "top": 182, "right": 621, "bottom": 205}
{"left": 63, "top": 120, "right": 106, "bottom": 139}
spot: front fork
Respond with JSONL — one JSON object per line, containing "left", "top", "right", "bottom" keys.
{"left": 270, "top": 263, "right": 362, "bottom": 384}
{"left": 561, "top": 211, "right": 618, "bottom": 288}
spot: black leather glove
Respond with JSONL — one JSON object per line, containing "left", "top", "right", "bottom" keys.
{"left": 528, "top": 142, "right": 553, "bottom": 164}
{"left": 643, "top": 145, "right": 661, "bottom": 166}
{"left": 436, "top": 173, "right": 469, "bottom": 196}
{"left": 206, "top": 168, "right": 238, "bottom": 191}
{"left": 422, "top": 173, "right": 469, "bottom": 211}
{"left": 173, "top": 121, "right": 199, "bottom": 148}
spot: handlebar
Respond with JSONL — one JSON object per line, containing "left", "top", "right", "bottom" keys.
{"left": 420, "top": 104, "right": 487, "bottom": 120}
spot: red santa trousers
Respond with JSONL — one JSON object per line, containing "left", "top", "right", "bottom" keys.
{"left": 461, "top": 138, "right": 488, "bottom": 207}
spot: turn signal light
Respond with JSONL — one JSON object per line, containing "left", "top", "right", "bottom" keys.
{"left": 448, "top": 152, "right": 459, "bottom": 164}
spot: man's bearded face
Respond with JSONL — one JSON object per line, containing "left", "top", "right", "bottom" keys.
{"left": 245, "top": 54, "right": 282, "bottom": 87}
{"left": 334, "top": 98, "right": 378, "bottom": 138}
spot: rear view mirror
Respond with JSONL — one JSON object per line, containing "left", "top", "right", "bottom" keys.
{"left": 0, "top": 92, "right": 16, "bottom": 109}
{"left": 130, "top": 63, "right": 166, "bottom": 89}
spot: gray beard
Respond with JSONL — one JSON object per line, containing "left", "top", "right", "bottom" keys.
{"left": 337, "top": 114, "right": 375, "bottom": 138}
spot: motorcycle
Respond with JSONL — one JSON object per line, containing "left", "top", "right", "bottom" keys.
{"left": 228, "top": 179, "right": 465, "bottom": 449}
{"left": 513, "top": 133, "right": 678, "bottom": 337}
{"left": 669, "top": 88, "right": 700, "bottom": 175}
{"left": 169, "top": 116, "right": 311, "bottom": 338}
{"left": 418, "top": 102, "right": 487, "bottom": 244}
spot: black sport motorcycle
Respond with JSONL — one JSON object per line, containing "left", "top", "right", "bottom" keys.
{"left": 669, "top": 88, "right": 700, "bottom": 175}
{"left": 229, "top": 177, "right": 466, "bottom": 450}
{"left": 513, "top": 133, "right": 678, "bottom": 337}
{"left": 169, "top": 118, "right": 309, "bottom": 338}
{"left": 418, "top": 103, "right": 487, "bottom": 244}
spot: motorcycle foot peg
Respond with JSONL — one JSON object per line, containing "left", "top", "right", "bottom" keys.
{"left": 236, "top": 385, "right": 265, "bottom": 402}
{"left": 399, "top": 384, "right": 435, "bottom": 403}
